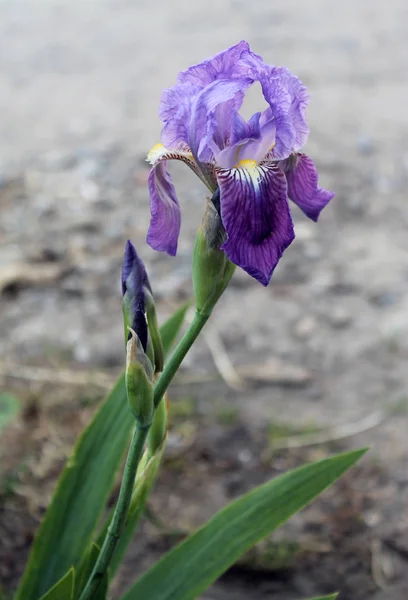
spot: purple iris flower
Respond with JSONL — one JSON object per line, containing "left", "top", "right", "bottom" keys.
{"left": 147, "top": 41, "right": 334, "bottom": 286}
{"left": 122, "top": 240, "right": 152, "bottom": 351}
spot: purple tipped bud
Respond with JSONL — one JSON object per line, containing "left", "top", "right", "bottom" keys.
{"left": 122, "top": 241, "right": 151, "bottom": 352}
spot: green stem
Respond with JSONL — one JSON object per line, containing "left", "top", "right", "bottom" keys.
{"left": 78, "top": 424, "right": 149, "bottom": 600}
{"left": 154, "top": 310, "right": 209, "bottom": 408}
{"left": 79, "top": 310, "right": 208, "bottom": 599}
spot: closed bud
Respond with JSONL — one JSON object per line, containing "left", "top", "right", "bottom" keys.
{"left": 126, "top": 329, "right": 154, "bottom": 428}
{"left": 122, "top": 240, "right": 163, "bottom": 373}
{"left": 192, "top": 193, "right": 236, "bottom": 317}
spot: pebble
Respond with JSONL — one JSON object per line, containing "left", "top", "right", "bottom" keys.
{"left": 356, "top": 134, "right": 375, "bottom": 156}
{"left": 294, "top": 315, "right": 317, "bottom": 339}
{"left": 328, "top": 306, "right": 353, "bottom": 328}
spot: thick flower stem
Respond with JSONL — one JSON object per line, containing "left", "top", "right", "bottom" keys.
{"left": 153, "top": 310, "right": 209, "bottom": 409}
{"left": 79, "top": 311, "right": 209, "bottom": 600}
{"left": 78, "top": 424, "right": 149, "bottom": 600}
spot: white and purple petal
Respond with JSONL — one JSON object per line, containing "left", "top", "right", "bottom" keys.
{"left": 217, "top": 162, "right": 295, "bottom": 286}
{"left": 284, "top": 153, "right": 334, "bottom": 221}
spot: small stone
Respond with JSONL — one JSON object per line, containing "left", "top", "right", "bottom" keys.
{"left": 369, "top": 290, "right": 398, "bottom": 308}
{"left": 329, "top": 306, "right": 352, "bottom": 328}
{"left": 356, "top": 134, "right": 375, "bottom": 156}
{"left": 79, "top": 180, "right": 100, "bottom": 202}
{"left": 294, "top": 315, "right": 317, "bottom": 339}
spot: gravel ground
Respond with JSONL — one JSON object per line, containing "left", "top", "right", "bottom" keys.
{"left": 1, "top": 1, "right": 408, "bottom": 599}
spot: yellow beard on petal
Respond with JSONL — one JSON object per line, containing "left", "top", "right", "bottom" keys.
{"left": 233, "top": 159, "right": 261, "bottom": 186}
{"left": 147, "top": 143, "right": 166, "bottom": 164}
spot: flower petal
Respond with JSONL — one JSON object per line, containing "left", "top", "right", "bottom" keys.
{"left": 285, "top": 154, "right": 334, "bottom": 221}
{"left": 217, "top": 162, "right": 295, "bottom": 285}
{"left": 189, "top": 78, "right": 252, "bottom": 165}
{"left": 159, "top": 82, "right": 200, "bottom": 150}
{"left": 147, "top": 160, "right": 181, "bottom": 256}
{"left": 146, "top": 144, "right": 216, "bottom": 255}
{"left": 256, "top": 66, "right": 310, "bottom": 159}
{"left": 177, "top": 40, "right": 261, "bottom": 86}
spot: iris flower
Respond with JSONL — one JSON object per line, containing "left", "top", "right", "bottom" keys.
{"left": 147, "top": 41, "right": 334, "bottom": 285}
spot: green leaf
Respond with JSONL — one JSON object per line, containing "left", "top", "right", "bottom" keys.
{"left": 39, "top": 568, "right": 74, "bottom": 600}
{"left": 15, "top": 308, "right": 189, "bottom": 600}
{"left": 96, "top": 439, "right": 166, "bottom": 577}
{"left": 160, "top": 301, "right": 190, "bottom": 358}
{"left": 15, "top": 374, "right": 133, "bottom": 600}
{"left": 121, "top": 449, "right": 366, "bottom": 600}
{"left": 0, "top": 392, "right": 20, "bottom": 432}
{"left": 304, "top": 595, "right": 338, "bottom": 600}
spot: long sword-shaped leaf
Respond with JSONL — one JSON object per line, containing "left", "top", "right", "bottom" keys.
{"left": 15, "top": 309, "right": 187, "bottom": 600}
{"left": 160, "top": 301, "right": 190, "bottom": 358}
{"left": 305, "top": 595, "right": 338, "bottom": 600}
{"left": 15, "top": 374, "right": 131, "bottom": 600}
{"left": 122, "top": 449, "right": 366, "bottom": 600}
{"left": 39, "top": 568, "right": 74, "bottom": 600}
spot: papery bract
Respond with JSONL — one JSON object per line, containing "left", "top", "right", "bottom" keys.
{"left": 147, "top": 41, "right": 334, "bottom": 285}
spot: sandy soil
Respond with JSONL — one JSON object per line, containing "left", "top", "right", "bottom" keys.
{"left": 1, "top": 1, "right": 408, "bottom": 598}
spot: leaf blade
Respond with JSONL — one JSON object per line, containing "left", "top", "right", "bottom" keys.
{"left": 15, "top": 307, "right": 189, "bottom": 600}
{"left": 39, "top": 568, "right": 74, "bottom": 600}
{"left": 122, "top": 449, "right": 366, "bottom": 600}
{"left": 15, "top": 374, "right": 133, "bottom": 600}
{"left": 160, "top": 301, "right": 190, "bottom": 358}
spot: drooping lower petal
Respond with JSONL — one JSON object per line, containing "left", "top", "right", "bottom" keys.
{"left": 146, "top": 144, "right": 209, "bottom": 255}
{"left": 285, "top": 153, "right": 334, "bottom": 221}
{"left": 147, "top": 160, "right": 181, "bottom": 256}
{"left": 217, "top": 162, "right": 295, "bottom": 286}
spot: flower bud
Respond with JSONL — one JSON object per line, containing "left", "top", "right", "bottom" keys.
{"left": 125, "top": 329, "right": 154, "bottom": 428}
{"left": 122, "top": 240, "right": 163, "bottom": 373}
{"left": 192, "top": 192, "right": 236, "bottom": 317}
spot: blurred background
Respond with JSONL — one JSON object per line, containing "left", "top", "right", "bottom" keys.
{"left": 1, "top": 1, "right": 408, "bottom": 598}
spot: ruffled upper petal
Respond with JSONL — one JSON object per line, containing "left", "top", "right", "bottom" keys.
{"left": 217, "top": 161, "right": 295, "bottom": 285}
{"left": 189, "top": 78, "right": 252, "bottom": 164}
{"left": 284, "top": 153, "right": 334, "bottom": 221}
{"left": 256, "top": 66, "right": 310, "bottom": 159}
{"left": 177, "top": 40, "right": 262, "bottom": 86}
{"left": 159, "top": 82, "right": 201, "bottom": 150}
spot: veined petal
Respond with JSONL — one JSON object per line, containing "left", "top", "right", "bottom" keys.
{"left": 189, "top": 78, "right": 253, "bottom": 165}
{"left": 258, "top": 66, "right": 310, "bottom": 159}
{"left": 177, "top": 40, "right": 261, "bottom": 86}
{"left": 285, "top": 153, "right": 334, "bottom": 221}
{"left": 147, "top": 160, "right": 181, "bottom": 256}
{"left": 217, "top": 161, "right": 295, "bottom": 285}
{"left": 159, "top": 81, "right": 201, "bottom": 149}
{"left": 146, "top": 144, "right": 216, "bottom": 255}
